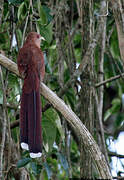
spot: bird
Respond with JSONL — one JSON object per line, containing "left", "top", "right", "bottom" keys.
{"left": 17, "top": 32, "right": 45, "bottom": 158}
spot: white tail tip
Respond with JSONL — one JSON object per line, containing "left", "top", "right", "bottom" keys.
{"left": 30, "top": 152, "right": 42, "bottom": 158}
{"left": 21, "top": 142, "right": 29, "bottom": 150}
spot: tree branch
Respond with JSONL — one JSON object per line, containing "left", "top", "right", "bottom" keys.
{"left": 108, "top": 151, "right": 124, "bottom": 158}
{"left": 0, "top": 66, "right": 7, "bottom": 178}
{"left": 113, "top": 176, "right": 124, "bottom": 180}
{"left": 10, "top": 120, "right": 19, "bottom": 129}
{"left": 111, "top": 0, "right": 124, "bottom": 63}
{"left": 96, "top": 0, "right": 110, "bottom": 169}
{"left": 95, "top": 73, "right": 124, "bottom": 87}
{"left": 0, "top": 54, "right": 112, "bottom": 179}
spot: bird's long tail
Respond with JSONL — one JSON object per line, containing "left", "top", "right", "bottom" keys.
{"left": 20, "top": 88, "right": 42, "bottom": 158}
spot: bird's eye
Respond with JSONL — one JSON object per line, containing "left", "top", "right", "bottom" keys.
{"left": 37, "top": 34, "right": 40, "bottom": 39}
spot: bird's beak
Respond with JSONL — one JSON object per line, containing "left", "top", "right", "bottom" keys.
{"left": 40, "top": 36, "right": 45, "bottom": 41}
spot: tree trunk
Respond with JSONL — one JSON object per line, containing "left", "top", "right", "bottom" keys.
{"left": 80, "top": 0, "right": 94, "bottom": 178}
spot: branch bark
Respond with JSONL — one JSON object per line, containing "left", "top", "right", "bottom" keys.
{"left": 108, "top": 151, "right": 124, "bottom": 158}
{"left": 79, "top": 0, "right": 94, "bottom": 177}
{"left": 95, "top": 72, "right": 124, "bottom": 87}
{"left": 0, "top": 66, "right": 7, "bottom": 178}
{"left": 0, "top": 54, "right": 112, "bottom": 179}
{"left": 111, "top": 0, "right": 124, "bottom": 62}
{"left": 97, "top": 0, "right": 109, "bottom": 168}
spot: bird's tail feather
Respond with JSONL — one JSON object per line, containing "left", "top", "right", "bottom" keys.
{"left": 20, "top": 89, "right": 42, "bottom": 158}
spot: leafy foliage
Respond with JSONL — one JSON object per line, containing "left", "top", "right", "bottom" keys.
{"left": 0, "top": 0, "right": 124, "bottom": 179}
{"left": 17, "top": 157, "right": 32, "bottom": 168}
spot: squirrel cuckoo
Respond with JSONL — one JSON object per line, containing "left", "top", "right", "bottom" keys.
{"left": 17, "top": 32, "right": 45, "bottom": 158}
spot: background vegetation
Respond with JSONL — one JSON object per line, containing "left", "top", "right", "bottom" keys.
{"left": 0, "top": 0, "right": 124, "bottom": 179}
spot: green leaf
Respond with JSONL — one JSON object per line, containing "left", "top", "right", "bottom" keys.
{"left": 43, "top": 162, "right": 52, "bottom": 179}
{"left": 0, "top": 33, "right": 6, "bottom": 44}
{"left": 57, "top": 152, "right": 69, "bottom": 176}
{"left": 111, "top": 98, "right": 121, "bottom": 106}
{"left": 8, "top": 0, "right": 23, "bottom": 4}
{"left": 16, "top": 29, "right": 23, "bottom": 48}
{"left": 18, "top": 2, "right": 27, "bottom": 20}
{"left": 42, "top": 109, "right": 56, "bottom": 151}
{"left": 44, "top": 53, "right": 52, "bottom": 74}
{"left": 115, "top": 113, "right": 124, "bottom": 128}
{"left": 65, "top": 88, "right": 76, "bottom": 110}
{"left": 104, "top": 98, "right": 121, "bottom": 121}
{"left": 110, "top": 27, "right": 120, "bottom": 59}
{"left": 17, "top": 157, "right": 32, "bottom": 168}
{"left": 104, "top": 109, "right": 112, "bottom": 121}
{"left": 29, "top": 172, "right": 36, "bottom": 180}
{"left": 37, "top": 0, "right": 47, "bottom": 25}
{"left": 42, "top": 5, "right": 53, "bottom": 23}
{"left": 37, "top": 22, "right": 53, "bottom": 43}
{"left": 31, "top": 162, "right": 42, "bottom": 175}
{"left": 55, "top": 116, "right": 65, "bottom": 140}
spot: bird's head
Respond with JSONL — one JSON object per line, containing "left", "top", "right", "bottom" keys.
{"left": 25, "top": 32, "right": 45, "bottom": 48}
